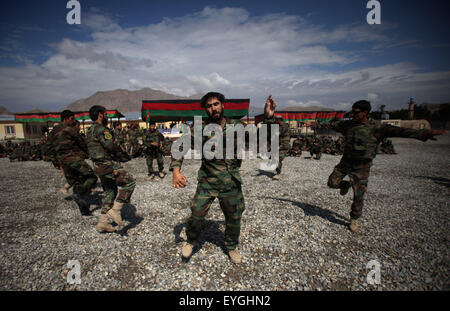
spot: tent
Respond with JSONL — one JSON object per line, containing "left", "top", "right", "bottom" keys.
{"left": 141, "top": 99, "right": 250, "bottom": 122}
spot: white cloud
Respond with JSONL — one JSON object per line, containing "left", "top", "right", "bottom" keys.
{"left": 367, "top": 93, "right": 378, "bottom": 102}
{"left": 0, "top": 6, "right": 449, "bottom": 112}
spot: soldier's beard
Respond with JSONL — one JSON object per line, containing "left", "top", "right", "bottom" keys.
{"left": 208, "top": 109, "right": 224, "bottom": 122}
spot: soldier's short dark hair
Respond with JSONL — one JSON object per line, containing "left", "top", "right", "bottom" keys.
{"left": 352, "top": 100, "right": 371, "bottom": 113}
{"left": 61, "top": 110, "right": 74, "bottom": 121}
{"left": 89, "top": 105, "right": 106, "bottom": 121}
{"left": 149, "top": 121, "right": 156, "bottom": 126}
{"left": 200, "top": 92, "right": 225, "bottom": 108}
{"left": 113, "top": 121, "right": 121, "bottom": 128}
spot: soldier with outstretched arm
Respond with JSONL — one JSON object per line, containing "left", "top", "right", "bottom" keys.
{"left": 171, "top": 92, "right": 278, "bottom": 264}
{"left": 304, "top": 100, "right": 446, "bottom": 232}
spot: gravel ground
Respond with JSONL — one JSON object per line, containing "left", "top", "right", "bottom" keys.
{"left": 0, "top": 134, "right": 449, "bottom": 291}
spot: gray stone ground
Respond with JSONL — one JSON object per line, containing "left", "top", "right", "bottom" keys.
{"left": 0, "top": 134, "right": 449, "bottom": 291}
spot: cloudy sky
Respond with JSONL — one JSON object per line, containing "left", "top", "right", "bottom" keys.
{"left": 1, "top": 0, "right": 449, "bottom": 112}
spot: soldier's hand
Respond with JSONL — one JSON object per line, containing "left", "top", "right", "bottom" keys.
{"left": 151, "top": 142, "right": 158, "bottom": 147}
{"left": 173, "top": 168, "right": 187, "bottom": 188}
{"left": 264, "top": 94, "right": 277, "bottom": 119}
{"left": 427, "top": 129, "right": 447, "bottom": 141}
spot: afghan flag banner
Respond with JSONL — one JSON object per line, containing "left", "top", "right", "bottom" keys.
{"left": 15, "top": 110, "right": 125, "bottom": 123}
{"left": 15, "top": 113, "right": 61, "bottom": 123}
{"left": 141, "top": 99, "right": 250, "bottom": 122}
{"left": 316, "top": 112, "right": 345, "bottom": 122}
{"left": 254, "top": 111, "right": 345, "bottom": 123}
{"left": 74, "top": 110, "right": 123, "bottom": 121}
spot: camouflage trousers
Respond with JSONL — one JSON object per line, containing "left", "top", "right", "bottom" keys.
{"left": 327, "top": 158, "right": 372, "bottom": 220}
{"left": 187, "top": 182, "right": 246, "bottom": 251}
{"left": 276, "top": 154, "right": 286, "bottom": 174}
{"left": 146, "top": 151, "right": 164, "bottom": 175}
{"left": 93, "top": 161, "right": 136, "bottom": 214}
{"left": 62, "top": 160, "right": 97, "bottom": 195}
{"left": 310, "top": 147, "right": 322, "bottom": 159}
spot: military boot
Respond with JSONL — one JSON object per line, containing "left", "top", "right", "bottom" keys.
{"left": 349, "top": 219, "right": 358, "bottom": 233}
{"left": 340, "top": 181, "right": 351, "bottom": 196}
{"left": 97, "top": 214, "right": 117, "bottom": 233}
{"left": 228, "top": 249, "right": 242, "bottom": 264}
{"left": 107, "top": 201, "right": 125, "bottom": 226}
{"left": 159, "top": 172, "right": 165, "bottom": 178}
{"left": 147, "top": 174, "right": 154, "bottom": 181}
{"left": 273, "top": 174, "right": 280, "bottom": 180}
{"left": 72, "top": 192, "right": 91, "bottom": 216}
{"left": 181, "top": 242, "right": 194, "bottom": 258}
{"left": 60, "top": 183, "right": 71, "bottom": 196}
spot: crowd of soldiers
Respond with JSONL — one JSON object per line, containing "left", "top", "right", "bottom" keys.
{"left": 0, "top": 123, "right": 175, "bottom": 162}
{"left": 289, "top": 135, "right": 396, "bottom": 159}
{"left": 0, "top": 93, "right": 445, "bottom": 265}
{"left": 290, "top": 135, "right": 345, "bottom": 159}
{"left": 0, "top": 139, "right": 48, "bottom": 161}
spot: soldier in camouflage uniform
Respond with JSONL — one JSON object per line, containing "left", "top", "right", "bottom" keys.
{"left": 310, "top": 137, "right": 323, "bottom": 160}
{"left": 307, "top": 100, "right": 446, "bottom": 232}
{"left": 48, "top": 110, "right": 98, "bottom": 215}
{"left": 113, "top": 122, "right": 127, "bottom": 153}
{"left": 143, "top": 121, "right": 165, "bottom": 180}
{"left": 162, "top": 137, "right": 173, "bottom": 156}
{"left": 86, "top": 105, "right": 135, "bottom": 233}
{"left": 127, "top": 123, "right": 140, "bottom": 158}
{"left": 290, "top": 137, "right": 303, "bottom": 157}
{"left": 0, "top": 143, "right": 6, "bottom": 158}
{"left": 264, "top": 113, "right": 291, "bottom": 180}
{"left": 172, "top": 92, "right": 257, "bottom": 264}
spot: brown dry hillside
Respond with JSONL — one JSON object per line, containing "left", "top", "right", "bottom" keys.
{"left": 66, "top": 88, "right": 202, "bottom": 113}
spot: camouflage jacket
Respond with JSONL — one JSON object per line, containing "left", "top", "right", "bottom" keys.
{"left": 263, "top": 118, "right": 291, "bottom": 157}
{"left": 51, "top": 124, "right": 88, "bottom": 164}
{"left": 45, "top": 124, "right": 66, "bottom": 166}
{"left": 86, "top": 123, "right": 129, "bottom": 163}
{"left": 170, "top": 117, "right": 244, "bottom": 191}
{"left": 113, "top": 128, "right": 126, "bottom": 146}
{"left": 143, "top": 129, "right": 164, "bottom": 151}
{"left": 315, "top": 118, "right": 431, "bottom": 161}
{"left": 127, "top": 128, "right": 139, "bottom": 144}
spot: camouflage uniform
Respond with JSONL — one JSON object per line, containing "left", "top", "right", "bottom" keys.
{"left": 49, "top": 124, "right": 98, "bottom": 196}
{"left": 113, "top": 127, "right": 126, "bottom": 152}
{"left": 264, "top": 117, "right": 291, "bottom": 174}
{"left": 127, "top": 126, "right": 140, "bottom": 157}
{"left": 143, "top": 128, "right": 165, "bottom": 176}
{"left": 315, "top": 118, "right": 434, "bottom": 220}
{"left": 86, "top": 123, "right": 135, "bottom": 214}
{"left": 45, "top": 124, "right": 66, "bottom": 168}
{"left": 170, "top": 117, "right": 246, "bottom": 251}
{"left": 310, "top": 137, "right": 323, "bottom": 160}
{"left": 162, "top": 137, "right": 173, "bottom": 156}
{"left": 290, "top": 138, "right": 302, "bottom": 156}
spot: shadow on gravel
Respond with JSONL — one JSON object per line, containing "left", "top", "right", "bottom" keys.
{"left": 254, "top": 170, "right": 275, "bottom": 178}
{"left": 117, "top": 204, "right": 143, "bottom": 236}
{"left": 173, "top": 220, "right": 227, "bottom": 263}
{"left": 416, "top": 176, "right": 450, "bottom": 188}
{"left": 268, "top": 197, "right": 349, "bottom": 227}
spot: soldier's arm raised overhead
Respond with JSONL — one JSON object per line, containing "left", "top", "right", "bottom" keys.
{"left": 264, "top": 94, "right": 276, "bottom": 119}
